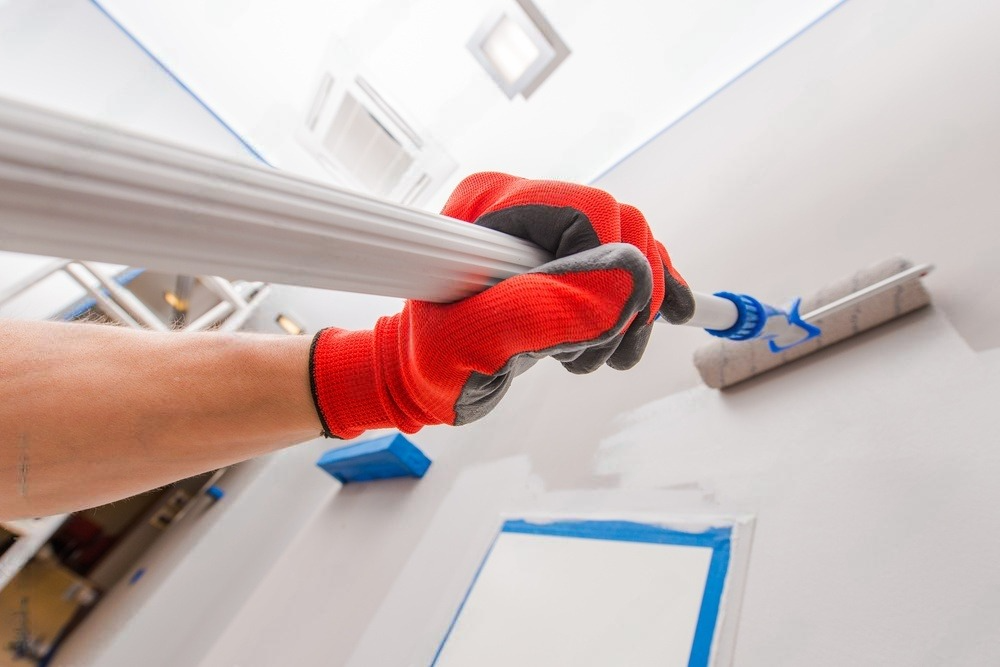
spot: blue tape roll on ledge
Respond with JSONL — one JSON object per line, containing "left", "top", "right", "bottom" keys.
{"left": 316, "top": 433, "right": 432, "bottom": 484}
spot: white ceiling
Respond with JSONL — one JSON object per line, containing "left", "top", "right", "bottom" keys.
{"left": 77, "top": 0, "right": 843, "bottom": 207}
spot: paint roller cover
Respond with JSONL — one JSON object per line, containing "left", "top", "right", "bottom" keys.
{"left": 694, "top": 257, "right": 932, "bottom": 389}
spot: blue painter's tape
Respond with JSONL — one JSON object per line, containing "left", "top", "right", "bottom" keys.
{"left": 431, "top": 519, "right": 733, "bottom": 667}
{"left": 502, "top": 518, "right": 730, "bottom": 549}
{"left": 316, "top": 433, "right": 431, "bottom": 484}
{"left": 87, "top": 0, "right": 271, "bottom": 166}
{"left": 689, "top": 533, "right": 731, "bottom": 667}
{"left": 428, "top": 530, "right": 503, "bottom": 667}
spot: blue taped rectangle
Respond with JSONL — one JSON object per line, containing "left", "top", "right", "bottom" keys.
{"left": 431, "top": 519, "right": 732, "bottom": 667}
{"left": 316, "top": 432, "right": 431, "bottom": 484}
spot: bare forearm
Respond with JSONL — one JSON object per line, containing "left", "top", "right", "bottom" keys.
{"left": 0, "top": 320, "right": 320, "bottom": 518}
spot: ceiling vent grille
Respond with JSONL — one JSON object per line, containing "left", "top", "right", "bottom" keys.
{"left": 299, "top": 74, "right": 455, "bottom": 207}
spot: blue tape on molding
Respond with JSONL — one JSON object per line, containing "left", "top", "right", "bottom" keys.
{"left": 432, "top": 519, "right": 732, "bottom": 667}
{"left": 316, "top": 432, "right": 431, "bottom": 484}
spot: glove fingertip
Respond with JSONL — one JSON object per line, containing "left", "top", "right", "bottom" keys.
{"left": 659, "top": 275, "right": 696, "bottom": 325}
{"left": 607, "top": 320, "right": 653, "bottom": 370}
{"left": 560, "top": 335, "right": 623, "bottom": 374}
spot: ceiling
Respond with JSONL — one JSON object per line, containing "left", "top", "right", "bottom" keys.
{"left": 49, "top": 0, "right": 845, "bottom": 208}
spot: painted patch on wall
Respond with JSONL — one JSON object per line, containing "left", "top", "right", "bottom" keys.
{"left": 432, "top": 519, "right": 732, "bottom": 667}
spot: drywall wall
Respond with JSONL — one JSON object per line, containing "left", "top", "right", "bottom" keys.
{"left": 0, "top": 0, "right": 253, "bottom": 308}
{"left": 54, "top": 0, "right": 1000, "bottom": 665}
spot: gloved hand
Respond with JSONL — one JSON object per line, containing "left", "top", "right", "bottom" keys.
{"left": 309, "top": 172, "right": 694, "bottom": 438}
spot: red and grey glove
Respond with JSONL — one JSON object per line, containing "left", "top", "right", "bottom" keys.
{"left": 309, "top": 172, "right": 694, "bottom": 439}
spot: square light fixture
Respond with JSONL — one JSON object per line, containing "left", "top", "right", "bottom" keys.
{"left": 468, "top": 0, "right": 570, "bottom": 100}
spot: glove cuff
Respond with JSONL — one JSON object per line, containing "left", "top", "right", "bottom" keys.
{"left": 309, "top": 327, "right": 394, "bottom": 439}
{"left": 309, "top": 321, "right": 431, "bottom": 439}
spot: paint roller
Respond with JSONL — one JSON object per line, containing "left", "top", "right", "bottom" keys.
{"left": 524, "top": 250, "right": 934, "bottom": 388}
{"left": 685, "top": 257, "right": 933, "bottom": 388}
{"left": 472, "top": 237, "right": 935, "bottom": 388}
{"left": 0, "top": 96, "right": 934, "bottom": 388}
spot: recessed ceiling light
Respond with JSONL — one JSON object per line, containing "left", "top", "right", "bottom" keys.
{"left": 468, "top": 1, "right": 569, "bottom": 100}
{"left": 482, "top": 15, "right": 544, "bottom": 86}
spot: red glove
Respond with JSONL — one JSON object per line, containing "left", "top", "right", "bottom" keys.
{"left": 310, "top": 173, "right": 693, "bottom": 438}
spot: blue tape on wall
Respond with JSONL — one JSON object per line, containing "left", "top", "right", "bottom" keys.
{"left": 432, "top": 518, "right": 733, "bottom": 667}
{"left": 429, "top": 529, "right": 503, "bottom": 667}
{"left": 689, "top": 532, "right": 731, "bottom": 667}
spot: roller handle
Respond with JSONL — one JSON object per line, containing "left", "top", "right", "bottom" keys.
{"left": 686, "top": 292, "right": 742, "bottom": 330}
{"left": 685, "top": 292, "right": 764, "bottom": 337}
{"left": 0, "top": 94, "right": 924, "bottom": 342}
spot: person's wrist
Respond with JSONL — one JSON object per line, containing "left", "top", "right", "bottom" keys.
{"left": 309, "top": 327, "right": 393, "bottom": 439}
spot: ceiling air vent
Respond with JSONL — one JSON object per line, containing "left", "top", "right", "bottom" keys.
{"left": 299, "top": 74, "right": 456, "bottom": 207}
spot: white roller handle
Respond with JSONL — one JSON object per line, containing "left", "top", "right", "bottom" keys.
{"left": 683, "top": 292, "right": 740, "bottom": 330}
{"left": 0, "top": 95, "right": 738, "bottom": 329}
{"left": 0, "top": 96, "right": 548, "bottom": 303}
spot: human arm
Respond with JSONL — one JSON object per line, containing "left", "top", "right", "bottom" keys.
{"left": 1, "top": 173, "right": 692, "bottom": 518}
{"left": 0, "top": 319, "right": 320, "bottom": 518}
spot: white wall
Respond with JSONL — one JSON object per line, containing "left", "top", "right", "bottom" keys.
{"left": 0, "top": 0, "right": 254, "bottom": 311}
{"left": 52, "top": 0, "right": 1000, "bottom": 665}
{"left": 190, "top": 0, "right": 999, "bottom": 665}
